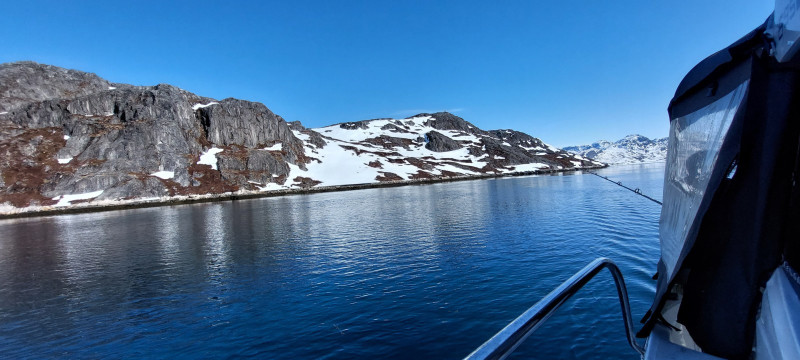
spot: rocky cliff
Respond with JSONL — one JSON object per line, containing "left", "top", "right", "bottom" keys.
{"left": 0, "top": 62, "right": 602, "bottom": 214}
{"left": 563, "top": 134, "right": 668, "bottom": 165}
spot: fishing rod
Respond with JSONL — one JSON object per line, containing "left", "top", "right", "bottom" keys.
{"left": 589, "top": 173, "right": 663, "bottom": 206}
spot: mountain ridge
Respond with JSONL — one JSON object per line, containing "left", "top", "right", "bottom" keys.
{"left": 563, "top": 134, "right": 668, "bottom": 165}
{"left": 0, "top": 61, "right": 604, "bottom": 215}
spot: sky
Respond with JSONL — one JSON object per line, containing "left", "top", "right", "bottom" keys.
{"left": 0, "top": 0, "right": 774, "bottom": 147}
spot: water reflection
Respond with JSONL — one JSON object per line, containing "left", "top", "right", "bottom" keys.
{"left": 156, "top": 207, "right": 182, "bottom": 267}
{"left": 0, "top": 164, "right": 665, "bottom": 359}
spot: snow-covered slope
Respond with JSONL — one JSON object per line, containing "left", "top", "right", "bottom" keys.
{"left": 282, "top": 113, "right": 604, "bottom": 187}
{"left": 563, "top": 135, "right": 667, "bottom": 165}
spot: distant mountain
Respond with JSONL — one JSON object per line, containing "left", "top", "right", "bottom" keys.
{"left": 563, "top": 135, "right": 668, "bottom": 165}
{"left": 0, "top": 62, "right": 603, "bottom": 214}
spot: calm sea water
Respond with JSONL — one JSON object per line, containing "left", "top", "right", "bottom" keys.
{"left": 0, "top": 163, "right": 664, "bottom": 359}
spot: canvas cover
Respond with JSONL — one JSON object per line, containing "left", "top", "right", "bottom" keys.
{"left": 639, "top": 15, "right": 800, "bottom": 359}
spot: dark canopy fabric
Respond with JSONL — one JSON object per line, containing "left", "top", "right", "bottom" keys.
{"left": 677, "top": 57, "right": 800, "bottom": 358}
{"left": 669, "top": 22, "right": 767, "bottom": 116}
{"left": 638, "top": 15, "right": 800, "bottom": 359}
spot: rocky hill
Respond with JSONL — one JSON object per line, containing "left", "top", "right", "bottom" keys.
{"left": 563, "top": 134, "right": 668, "bottom": 165}
{"left": 0, "top": 62, "right": 603, "bottom": 214}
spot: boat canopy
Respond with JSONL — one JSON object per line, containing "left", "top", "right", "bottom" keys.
{"left": 639, "top": 14, "right": 800, "bottom": 359}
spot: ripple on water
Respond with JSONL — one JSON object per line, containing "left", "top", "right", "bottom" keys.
{"left": 0, "top": 164, "right": 665, "bottom": 359}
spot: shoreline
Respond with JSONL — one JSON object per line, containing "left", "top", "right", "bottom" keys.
{"left": 0, "top": 165, "right": 606, "bottom": 220}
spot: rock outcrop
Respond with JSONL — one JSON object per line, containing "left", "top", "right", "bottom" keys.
{"left": 424, "top": 130, "right": 463, "bottom": 152}
{"left": 0, "top": 62, "right": 112, "bottom": 113}
{"left": 0, "top": 62, "right": 306, "bottom": 208}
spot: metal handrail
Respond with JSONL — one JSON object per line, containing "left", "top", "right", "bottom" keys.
{"left": 464, "top": 257, "right": 645, "bottom": 360}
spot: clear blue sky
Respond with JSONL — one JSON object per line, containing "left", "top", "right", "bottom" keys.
{"left": 0, "top": 1, "right": 773, "bottom": 147}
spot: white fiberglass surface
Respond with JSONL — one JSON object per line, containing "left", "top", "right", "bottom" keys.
{"left": 659, "top": 81, "right": 748, "bottom": 279}
{"left": 755, "top": 264, "right": 800, "bottom": 360}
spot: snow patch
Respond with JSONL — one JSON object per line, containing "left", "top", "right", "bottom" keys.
{"left": 246, "top": 180, "right": 286, "bottom": 191}
{"left": 108, "top": 86, "right": 116, "bottom": 90}
{"left": 542, "top": 142, "right": 560, "bottom": 152}
{"left": 192, "top": 102, "right": 219, "bottom": 110}
{"left": 508, "top": 163, "right": 549, "bottom": 172}
{"left": 63, "top": 135, "right": 70, "bottom": 140}
{"left": 256, "top": 182, "right": 286, "bottom": 191}
{"left": 150, "top": 171, "right": 175, "bottom": 179}
{"left": 52, "top": 190, "right": 104, "bottom": 207}
{"left": 285, "top": 140, "right": 384, "bottom": 186}
{"left": 57, "top": 157, "right": 73, "bottom": 164}
{"left": 292, "top": 130, "right": 310, "bottom": 141}
{"left": 262, "top": 143, "right": 283, "bottom": 151}
{"left": 198, "top": 147, "right": 224, "bottom": 170}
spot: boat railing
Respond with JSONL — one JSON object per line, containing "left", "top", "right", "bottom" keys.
{"left": 464, "top": 257, "right": 645, "bottom": 360}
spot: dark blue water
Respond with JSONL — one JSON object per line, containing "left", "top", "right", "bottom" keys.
{"left": 0, "top": 163, "right": 664, "bottom": 359}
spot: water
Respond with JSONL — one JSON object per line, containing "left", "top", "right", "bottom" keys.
{"left": 0, "top": 163, "right": 664, "bottom": 359}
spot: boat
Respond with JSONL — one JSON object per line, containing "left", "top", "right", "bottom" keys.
{"left": 465, "top": 1, "right": 800, "bottom": 359}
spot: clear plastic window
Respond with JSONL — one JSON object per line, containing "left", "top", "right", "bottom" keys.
{"left": 659, "top": 81, "right": 749, "bottom": 279}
